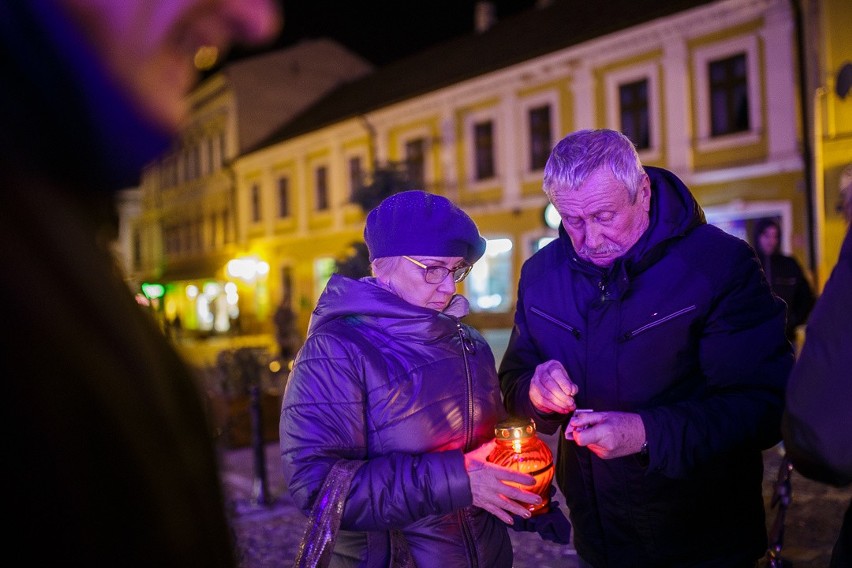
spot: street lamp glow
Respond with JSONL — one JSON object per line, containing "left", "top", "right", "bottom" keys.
{"left": 226, "top": 256, "right": 269, "bottom": 282}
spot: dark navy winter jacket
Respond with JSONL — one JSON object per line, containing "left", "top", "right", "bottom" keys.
{"left": 783, "top": 226, "right": 852, "bottom": 568}
{"left": 281, "top": 275, "right": 512, "bottom": 567}
{"left": 500, "top": 167, "right": 793, "bottom": 567}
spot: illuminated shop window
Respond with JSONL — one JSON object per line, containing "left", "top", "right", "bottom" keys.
{"left": 467, "top": 238, "right": 513, "bottom": 313}
{"left": 533, "top": 236, "right": 556, "bottom": 252}
{"left": 314, "top": 257, "right": 336, "bottom": 300}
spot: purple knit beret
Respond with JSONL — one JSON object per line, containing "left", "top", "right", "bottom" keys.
{"left": 364, "top": 190, "right": 487, "bottom": 263}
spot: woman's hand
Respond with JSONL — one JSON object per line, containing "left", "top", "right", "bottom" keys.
{"left": 463, "top": 440, "right": 542, "bottom": 524}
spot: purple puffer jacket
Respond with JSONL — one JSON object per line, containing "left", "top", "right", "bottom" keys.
{"left": 280, "top": 274, "right": 512, "bottom": 568}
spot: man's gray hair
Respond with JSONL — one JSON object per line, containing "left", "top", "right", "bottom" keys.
{"left": 543, "top": 129, "right": 646, "bottom": 203}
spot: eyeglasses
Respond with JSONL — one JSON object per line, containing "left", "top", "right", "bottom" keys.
{"left": 402, "top": 255, "right": 473, "bottom": 284}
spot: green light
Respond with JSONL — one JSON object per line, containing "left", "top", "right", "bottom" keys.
{"left": 141, "top": 282, "right": 165, "bottom": 299}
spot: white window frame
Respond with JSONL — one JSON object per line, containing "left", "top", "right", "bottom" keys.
{"left": 519, "top": 90, "right": 560, "bottom": 182}
{"left": 692, "top": 35, "right": 762, "bottom": 152}
{"left": 309, "top": 159, "right": 331, "bottom": 212}
{"left": 249, "top": 181, "right": 263, "bottom": 226}
{"left": 275, "top": 174, "right": 291, "bottom": 219}
{"left": 343, "top": 148, "right": 369, "bottom": 198}
{"left": 463, "top": 106, "right": 500, "bottom": 189}
{"left": 605, "top": 61, "right": 661, "bottom": 163}
{"left": 396, "top": 126, "right": 433, "bottom": 191}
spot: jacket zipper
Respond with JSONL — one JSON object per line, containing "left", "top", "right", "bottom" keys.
{"left": 459, "top": 509, "right": 479, "bottom": 567}
{"left": 456, "top": 322, "right": 479, "bottom": 567}
{"left": 457, "top": 321, "right": 475, "bottom": 451}
{"left": 621, "top": 305, "right": 698, "bottom": 341}
{"left": 530, "top": 306, "right": 582, "bottom": 339}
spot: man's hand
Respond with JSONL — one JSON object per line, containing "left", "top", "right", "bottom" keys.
{"left": 464, "top": 441, "right": 542, "bottom": 524}
{"left": 565, "top": 411, "right": 646, "bottom": 459}
{"left": 529, "top": 360, "right": 578, "bottom": 414}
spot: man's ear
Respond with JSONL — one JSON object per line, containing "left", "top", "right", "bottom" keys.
{"left": 639, "top": 174, "right": 652, "bottom": 212}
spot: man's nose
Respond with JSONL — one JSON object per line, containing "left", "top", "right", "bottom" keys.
{"left": 584, "top": 223, "right": 604, "bottom": 248}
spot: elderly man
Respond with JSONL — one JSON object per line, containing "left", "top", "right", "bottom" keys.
{"left": 500, "top": 129, "right": 793, "bottom": 567}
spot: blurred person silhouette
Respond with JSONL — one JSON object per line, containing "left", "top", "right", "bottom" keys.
{"left": 280, "top": 191, "right": 544, "bottom": 568}
{"left": 499, "top": 129, "right": 793, "bottom": 567}
{"left": 782, "top": 167, "right": 852, "bottom": 568}
{"left": 273, "top": 294, "right": 301, "bottom": 362}
{"left": 0, "top": 0, "right": 280, "bottom": 565}
{"left": 752, "top": 218, "right": 816, "bottom": 345}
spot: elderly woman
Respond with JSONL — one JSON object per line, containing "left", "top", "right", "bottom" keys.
{"left": 280, "top": 190, "right": 540, "bottom": 568}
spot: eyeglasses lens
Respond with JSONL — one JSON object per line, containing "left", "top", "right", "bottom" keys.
{"left": 452, "top": 265, "right": 472, "bottom": 283}
{"left": 423, "top": 265, "right": 471, "bottom": 284}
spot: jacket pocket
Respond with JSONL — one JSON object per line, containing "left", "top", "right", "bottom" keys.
{"left": 530, "top": 306, "right": 582, "bottom": 339}
{"left": 620, "top": 305, "right": 697, "bottom": 341}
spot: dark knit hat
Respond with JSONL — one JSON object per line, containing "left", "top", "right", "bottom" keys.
{"left": 364, "top": 190, "right": 487, "bottom": 263}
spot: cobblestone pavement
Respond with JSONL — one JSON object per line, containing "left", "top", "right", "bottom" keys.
{"left": 220, "top": 438, "right": 850, "bottom": 567}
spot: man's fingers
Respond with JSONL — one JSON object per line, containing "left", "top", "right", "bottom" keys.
{"left": 531, "top": 360, "right": 578, "bottom": 413}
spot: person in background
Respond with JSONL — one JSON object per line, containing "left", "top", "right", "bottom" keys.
{"left": 782, "top": 168, "right": 852, "bottom": 568}
{"left": 752, "top": 218, "right": 816, "bottom": 345}
{"left": 499, "top": 129, "right": 793, "bottom": 567}
{"left": 0, "top": 1, "right": 280, "bottom": 565}
{"left": 280, "top": 190, "right": 541, "bottom": 568}
{"left": 273, "top": 294, "right": 301, "bottom": 363}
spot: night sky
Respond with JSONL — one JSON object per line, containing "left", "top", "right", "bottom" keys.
{"left": 224, "top": 0, "right": 538, "bottom": 67}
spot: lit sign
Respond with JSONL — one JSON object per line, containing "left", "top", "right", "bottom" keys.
{"left": 141, "top": 282, "right": 165, "bottom": 299}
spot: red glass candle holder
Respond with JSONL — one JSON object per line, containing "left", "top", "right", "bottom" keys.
{"left": 488, "top": 416, "right": 554, "bottom": 516}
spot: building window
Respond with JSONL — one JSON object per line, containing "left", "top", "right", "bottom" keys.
{"left": 703, "top": 200, "right": 793, "bottom": 253}
{"left": 315, "top": 166, "right": 329, "bottom": 211}
{"left": 467, "top": 237, "right": 513, "bottom": 313}
{"left": 250, "top": 183, "right": 261, "bottom": 223}
{"left": 474, "top": 120, "right": 495, "bottom": 181}
{"left": 277, "top": 176, "right": 290, "bottom": 218}
{"left": 528, "top": 105, "right": 552, "bottom": 171}
{"left": 519, "top": 92, "right": 559, "bottom": 178}
{"left": 182, "top": 222, "right": 191, "bottom": 254}
{"left": 605, "top": 63, "right": 659, "bottom": 161}
{"left": 210, "top": 212, "right": 218, "bottom": 247}
{"left": 693, "top": 35, "right": 761, "bottom": 151}
{"left": 280, "top": 265, "right": 293, "bottom": 304}
{"left": 194, "top": 216, "right": 203, "bottom": 251}
{"left": 348, "top": 156, "right": 363, "bottom": 197}
{"left": 708, "top": 53, "right": 749, "bottom": 137}
{"left": 132, "top": 229, "right": 142, "bottom": 269}
{"left": 405, "top": 138, "right": 426, "bottom": 189}
{"left": 192, "top": 144, "right": 201, "bottom": 180}
{"left": 205, "top": 138, "right": 215, "bottom": 176}
{"left": 218, "top": 132, "right": 226, "bottom": 166}
{"left": 222, "top": 209, "right": 232, "bottom": 244}
{"left": 619, "top": 79, "right": 650, "bottom": 150}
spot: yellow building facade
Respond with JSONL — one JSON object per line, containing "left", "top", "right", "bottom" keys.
{"left": 128, "top": 0, "right": 851, "bottom": 364}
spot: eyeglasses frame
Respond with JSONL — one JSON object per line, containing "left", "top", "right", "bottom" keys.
{"left": 401, "top": 255, "right": 473, "bottom": 284}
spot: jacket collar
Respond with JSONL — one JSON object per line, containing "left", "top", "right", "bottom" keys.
{"left": 557, "top": 166, "right": 705, "bottom": 300}
{"left": 307, "top": 274, "right": 467, "bottom": 341}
